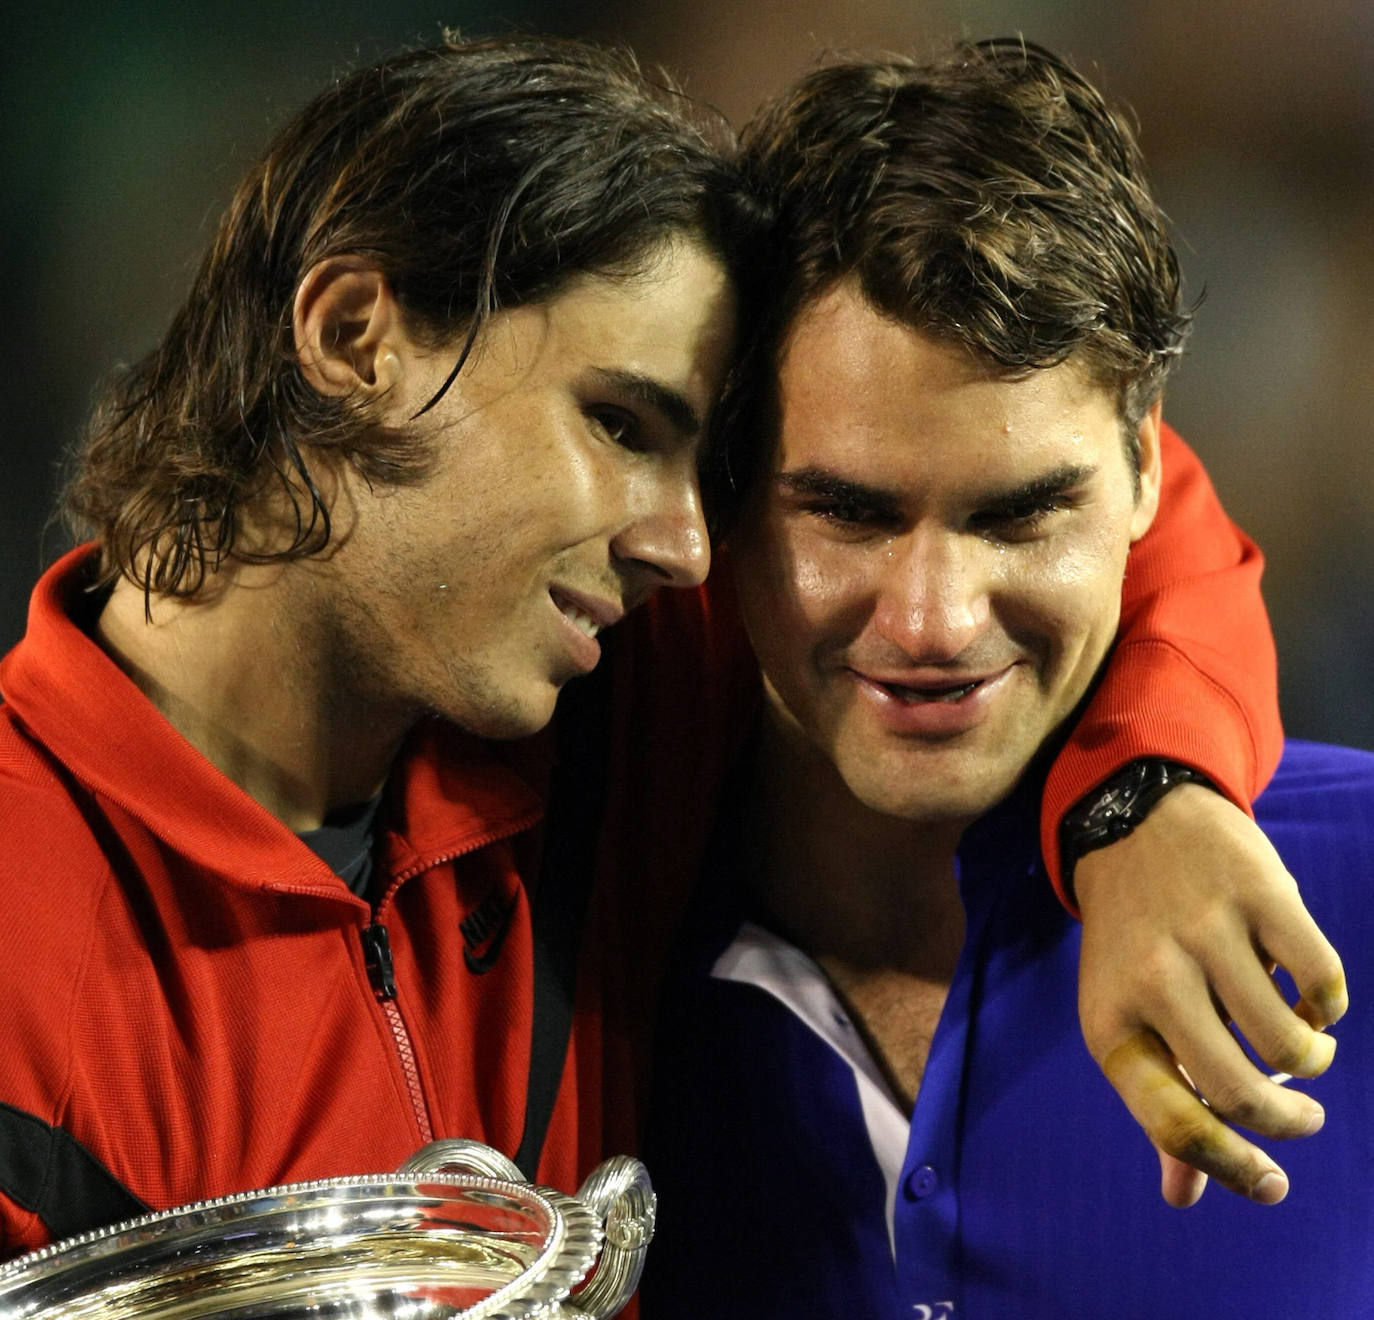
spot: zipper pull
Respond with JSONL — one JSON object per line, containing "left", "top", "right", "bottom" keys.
{"left": 361, "top": 923, "right": 397, "bottom": 1000}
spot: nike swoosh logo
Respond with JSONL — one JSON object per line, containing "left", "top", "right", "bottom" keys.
{"left": 462, "top": 889, "right": 518, "bottom": 975}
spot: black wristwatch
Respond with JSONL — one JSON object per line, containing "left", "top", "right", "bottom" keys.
{"left": 1059, "top": 758, "right": 1215, "bottom": 890}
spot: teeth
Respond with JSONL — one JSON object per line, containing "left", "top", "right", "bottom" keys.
{"left": 890, "top": 681, "right": 978, "bottom": 703}
{"left": 559, "top": 603, "right": 600, "bottom": 638}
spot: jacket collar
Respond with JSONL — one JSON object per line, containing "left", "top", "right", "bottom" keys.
{"left": 0, "top": 546, "right": 543, "bottom": 899}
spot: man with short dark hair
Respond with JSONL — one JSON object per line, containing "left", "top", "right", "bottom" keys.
{"left": 643, "top": 41, "right": 1372, "bottom": 1316}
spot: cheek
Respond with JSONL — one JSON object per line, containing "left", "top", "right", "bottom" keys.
{"left": 518, "top": 427, "right": 614, "bottom": 535}
{"left": 994, "top": 532, "right": 1130, "bottom": 668}
{"left": 733, "top": 524, "right": 872, "bottom": 659}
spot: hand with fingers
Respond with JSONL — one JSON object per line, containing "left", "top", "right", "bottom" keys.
{"left": 1075, "top": 782, "right": 1347, "bottom": 1207}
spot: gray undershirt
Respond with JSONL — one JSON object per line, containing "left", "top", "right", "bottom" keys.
{"left": 297, "top": 795, "right": 383, "bottom": 900}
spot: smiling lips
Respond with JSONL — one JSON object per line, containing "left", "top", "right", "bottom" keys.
{"left": 885, "top": 677, "right": 981, "bottom": 702}
{"left": 549, "top": 587, "right": 622, "bottom": 672}
{"left": 849, "top": 665, "right": 1016, "bottom": 736}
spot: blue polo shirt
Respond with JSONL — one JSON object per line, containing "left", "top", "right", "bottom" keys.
{"left": 642, "top": 740, "right": 1374, "bottom": 1318}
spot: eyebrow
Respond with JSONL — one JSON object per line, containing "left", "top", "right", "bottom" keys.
{"left": 587, "top": 367, "right": 703, "bottom": 439}
{"left": 976, "top": 463, "right": 1097, "bottom": 509}
{"left": 776, "top": 461, "right": 1097, "bottom": 510}
{"left": 776, "top": 468, "right": 902, "bottom": 513}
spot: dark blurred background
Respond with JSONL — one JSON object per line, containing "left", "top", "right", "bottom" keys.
{"left": 5, "top": 0, "right": 1371, "bottom": 747}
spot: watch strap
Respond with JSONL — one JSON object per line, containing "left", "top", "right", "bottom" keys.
{"left": 1059, "top": 758, "right": 1214, "bottom": 886}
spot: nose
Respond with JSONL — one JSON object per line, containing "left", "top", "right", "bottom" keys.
{"left": 610, "top": 462, "right": 711, "bottom": 591}
{"left": 871, "top": 528, "right": 990, "bottom": 662}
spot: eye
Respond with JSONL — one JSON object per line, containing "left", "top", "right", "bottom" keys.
{"left": 971, "top": 496, "right": 1073, "bottom": 542}
{"left": 587, "top": 406, "right": 645, "bottom": 452}
{"left": 800, "top": 498, "right": 901, "bottom": 534}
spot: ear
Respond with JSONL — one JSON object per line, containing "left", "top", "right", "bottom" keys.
{"left": 1128, "top": 398, "right": 1163, "bottom": 543}
{"left": 292, "top": 258, "right": 404, "bottom": 400}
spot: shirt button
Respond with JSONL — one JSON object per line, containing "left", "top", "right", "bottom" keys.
{"left": 904, "top": 1164, "right": 939, "bottom": 1200}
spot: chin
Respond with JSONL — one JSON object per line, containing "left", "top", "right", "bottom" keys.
{"left": 843, "top": 755, "right": 1023, "bottom": 826}
{"left": 440, "top": 687, "right": 559, "bottom": 742}
{"left": 860, "top": 787, "right": 997, "bottom": 827}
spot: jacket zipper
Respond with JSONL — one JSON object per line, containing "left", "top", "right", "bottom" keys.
{"left": 361, "top": 921, "right": 433, "bottom": 1144}
{"left": 356, "top": 815, "right": 540, "bottom": 1147}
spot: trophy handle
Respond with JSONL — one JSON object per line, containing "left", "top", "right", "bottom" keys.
{"left": 562, "top": 1157, "right": 657, "bottom": 1319}
{"left": 396, "top": 1138, "right": 527, "bottom": 1183}
{"left": 396, "top": 1140, "right": 655, "bottom": 1320}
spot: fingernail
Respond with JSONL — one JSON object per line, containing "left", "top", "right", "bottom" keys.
{"left": 1251, "top": 1170, "right": 1289, "bottom": 1204}
{"left": 1303, "top": 1105, "right": 1325, "bottom": 1135}
{"left": 1300, "top": 1031, "right": 1337, "bottom": 1074}
{"left": 1324, "top": 977, "right": 1350, "bottom": 1023}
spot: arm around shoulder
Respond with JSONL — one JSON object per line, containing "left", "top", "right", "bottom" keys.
{"left": 1042, "top": 422, "right": 1345, "bottom": 1208}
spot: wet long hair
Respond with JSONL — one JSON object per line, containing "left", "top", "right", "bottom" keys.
{"left": 68, "top": 33, "right": 759, "bottom": 598}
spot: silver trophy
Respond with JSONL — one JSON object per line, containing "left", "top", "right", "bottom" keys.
{"left": 0, "top": 1139, "right": 655, "bottom": 1318}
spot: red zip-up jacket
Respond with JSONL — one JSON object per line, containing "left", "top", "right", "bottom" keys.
{"left": 0, "top": 423, "right": 1276, "bottom": 1292}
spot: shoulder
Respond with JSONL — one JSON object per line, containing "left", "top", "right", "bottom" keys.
{"left": 0, "top": 711, "right": 120, "bottom": 1125}
{"left": 0, "top": 707, "right": 116, "bottom": 875}
{"left": 1256, "top": 739, "right": 1374, "bottom": 926}
{"left": 1258, "top": 738, "right": 1374, "bottom": 816}
{"left": 0, "top": 707, "right": 117, "bottom": 988}
{"left": 630, "top": 573, "right": 751, "bottom": 678}
{"left": 619, "top": 568, "right": 759, "bottom": 730}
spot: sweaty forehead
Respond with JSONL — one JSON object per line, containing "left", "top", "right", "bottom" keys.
{"left": 776, "top": 284, "right": 1115, "bottom": 461}
{"left": 480, "top": 240, "right": 735, "bottom": 406}
{"left": 780, "top": 283, "right": 1031, "bottom": 401}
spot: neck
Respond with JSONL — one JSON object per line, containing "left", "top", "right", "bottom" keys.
{"left": 747, "top": 703, "right": 965, "bottom": 978}
{"left": 96, "top": 562, "right": 410, "bottom": 830}
{"left": 747, "top": 703, "right": 968, "bottom": 1111}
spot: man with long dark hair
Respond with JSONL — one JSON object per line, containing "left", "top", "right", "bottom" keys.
{"left": 0, "top": 33, "right": 755, "bottom": 1254}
